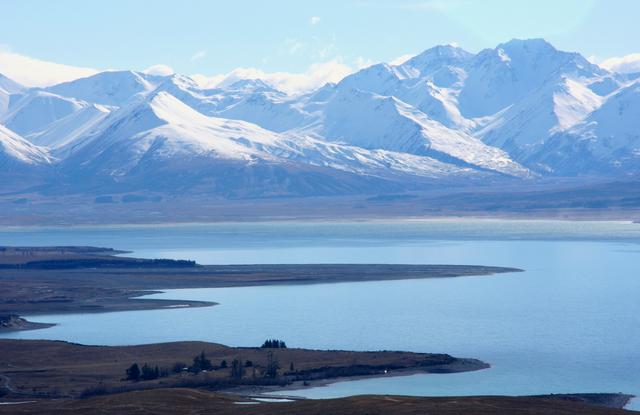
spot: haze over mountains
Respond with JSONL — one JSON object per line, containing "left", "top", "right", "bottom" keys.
{"left": 1, "top": 39, "right": 639, "bottom": 198}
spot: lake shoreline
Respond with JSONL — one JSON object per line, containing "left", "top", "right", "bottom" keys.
{"left": 233, "top": 387, "right": 636, "bottom": 411}
{"left": 0, "top": 339, "right": 488, "bottom": 399}
{"left": 1, "top": 216, "right": 639, "bottom": 230}
{"left": 225, "top": 358, "right": 489, "bottom": 397}
{"left": 0, "top": 315, "right": 56, "bottom": 332}
{"left": 0, "top": 246, "right": 521, "bottom": 333}
{"left": 0, "top": 339, "right": 635, "bottom": 412}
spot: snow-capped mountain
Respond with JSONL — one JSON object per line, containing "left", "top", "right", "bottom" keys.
{"left": 56, "top": 91, "right": 487, "bottom": 196}
{"left": 316, "top": 87, "right": 527, "bottom": 176}
{"left": 457, "top": 39, "right": 606, "bottom": 118}
{"left": 530, "top": 80, "right": 640, "bottom": 175}
{"left": 476, "top": 77, "right": 603, "bottom": 158}
{"left": 333, "top": 55, "right": 473, "bottom": 130}
{"left": 402, "top": 44, "right": 474, "bottom": 85}
{"left": 0, "top": 38, "right": 638, "bottom": 198}
{"left": 2, "top": 91, "right": 98, "bottom": 136}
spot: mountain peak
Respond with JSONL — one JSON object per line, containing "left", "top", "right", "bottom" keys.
{"left": 490, "top": 38, "right": 600, "bottom": 74}
{"left": 46, "top": 70, "right": 157, "bottom": 106}
{"left": 497, "top": 38, "right": 557, "bottom": 52}
{"left": 401, "top": 45, "right": 473, "bottom": 83}
{"left": 473, "top": 38, "right": 561, "bottom": 67}
{"left": 225, "top": 78, "right": 274, "bottom": 91}
{"left": 161, "top": 73, "right": 202, "bottom": 92}
{"left": 336, "top": 63, "right": 402, "bottom": 93}
{"left": 407, "top": 44, "right": 474, "bottom": 66}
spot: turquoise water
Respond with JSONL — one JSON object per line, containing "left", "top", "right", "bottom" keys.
{"left": 0, "top": 220, "right": 639, "bottom": 408}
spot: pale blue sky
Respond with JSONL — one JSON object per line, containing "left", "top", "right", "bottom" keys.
{"left": 1, "top": 0, "right": 638, "bottom": 75}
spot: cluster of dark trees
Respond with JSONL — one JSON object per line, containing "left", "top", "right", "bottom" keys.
{"left": 125, "top": 350, "right": 288, "bottom": 382}
{"left": 261, "top": 339, "right": 287, "bottom": 349}
{"left": 126, "top": 351, "right": 243, "bottom": 382}
{"left": 125, "top": 363, "right": 169, "bottom": 381}
{"left": 175, "top": 351, "right": 232, "bottom": 374}
{"left": 190, "top": 351, "right": 214, "bottom": 372}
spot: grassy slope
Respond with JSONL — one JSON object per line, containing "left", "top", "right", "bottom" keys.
{"left": 0, "top": 340, "right": 485, "bottom": 398}
{"left": 2, "top": 388, "right": 637, "bottom": 415}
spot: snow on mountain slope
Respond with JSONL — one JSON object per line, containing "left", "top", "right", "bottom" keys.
{"left": 26, "top": 103, "right": 112, "bottom": 152}
{"left": 318, "top": 88, "right": 528, "bottom": 177}
{"left": 458, "top": 39, "right": 606, "bottom": 118}
{"left": 530, "top": 80, "right": 640, "bottom": 175}
{"left": 326, "top": 46, "right": 482, "bottom": 133}
{"left": 2, "top": 38, "right": 637, "bottom": 196}
{"left": 47, "top": 91, "right": 502, "bottom": 196}
{"left": 400, "top": 45, "right": 473, "bottom": 87}
{"left": 337, "top": 63, "right": 406, "bottom": 96}
{"left": 274, "top": 134, "right": 479, "bottom": 180}
{"left": 326, "top": 39, "right": 609, "bottom": 155}
{"left": 396, "top": 79, "right": 473, "bottom": 130}
{"left": 46, "top": 70, "right": 158, "bottom": 106}
{"left": 0, "top": 73, "right": 25, "bottom": 117}
{"left": 214, "top": 91, "right": 313, "bottom": 133}
{"left": 153, "top": 74, "right": 212, "bottom": 110}
{"left": 478, "top": 77, "right": 603, "bottom": 157}
{"left": 0, "top": 91, "right": 86, "bottom": 137}
{"left": 0, "top": 124, "right": 53, "bottom": 167}
{"left": 69, "top": 90, "right": 287, "bottom": 165}
{"left": 334, "top": 63, "right": 474, "bottom": 130}
{"left": 552, "top": 78, "right": 604, "bottom": 130}
{"left": 57, "top": 91, "right": 492, "bottom": 196}
{"left": 152, "top": 75, "right": 313, "bottom": 133}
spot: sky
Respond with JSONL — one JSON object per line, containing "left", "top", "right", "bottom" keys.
{"left": 1, "top": 0, "right": 640, "bottom": 91}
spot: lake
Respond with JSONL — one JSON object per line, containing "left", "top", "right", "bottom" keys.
{"left": 1, "top": 220, "right": 639, "bottom": 409}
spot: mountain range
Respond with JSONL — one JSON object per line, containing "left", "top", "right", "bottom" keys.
{"left": 1, "top": 39, "right": 639, "bottom": 198}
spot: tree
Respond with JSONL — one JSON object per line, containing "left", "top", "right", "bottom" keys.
{"left": 220, "top": 359, "right": 228, "bottom": 369}
{"left": 190, "top": 351, "right": 213, "bottom": 373}
{"left": 265, "top": 352, "right": 279, "bottom": 378}
{"left": 140, "top": 363, "right": 160, "bottom": 380}
{"left": 126, "top": 363, "right": 140, "bottom": 381}
{"left": 261, "top": 339, "right": 287, "bottom": 349}
{"left": 245, "top": 360, "right": 253, "bottom": 367}
{"left": 231, "top": 359, "right": 244, "bottom": 380}
{"left": 289, "top": 362, "right": 295, "bottom": 372}
{"left": 172, "top": 362, "right": 187, "bottom": 373}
